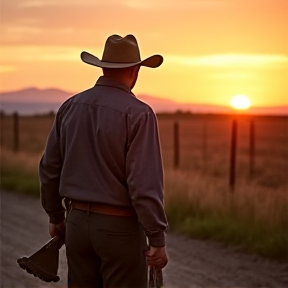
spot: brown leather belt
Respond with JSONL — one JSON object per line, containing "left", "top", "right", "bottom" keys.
{"left": 71, "top": 200, "right": 136, "bottom": 217}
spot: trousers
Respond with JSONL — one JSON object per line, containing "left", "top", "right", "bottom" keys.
{"left": 65, "top": 208, "right": 148, "bottom": 288}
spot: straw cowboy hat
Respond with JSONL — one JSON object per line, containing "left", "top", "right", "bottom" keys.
{"left": 81, "top": 34, "right": 163, "bottom": 69}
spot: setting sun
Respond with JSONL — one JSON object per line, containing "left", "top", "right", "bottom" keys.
{"left": 230, "top": 95, "right": 251, "bottom": 110}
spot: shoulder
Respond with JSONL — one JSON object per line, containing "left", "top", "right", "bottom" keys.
{"left": 126, "top": 96, "right": 157, "bottom": 123}
{"left": 57, "top": 88, "right": 93, "bottom": 114}
{"left": 130, "top": 96, "right": 154, "bottom": 113}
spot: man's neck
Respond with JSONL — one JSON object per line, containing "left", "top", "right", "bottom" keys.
{"left": 103, "top": 75, "right": 131, "bottom": 91}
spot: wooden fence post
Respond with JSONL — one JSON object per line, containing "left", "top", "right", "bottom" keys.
{"left": 173, "top": 122, "right": 179, "bottom": 169}
{"left": 229, "top": 120, "right": 237, "bottom": 191}
{"left": 249, "top": 119, "right": 255, "bottom": 179}
{"left": 202, "top": 119, "right": 207, "bottom": 170}
{"left": 13, "top": 112, "right": 19, "bottom": 152}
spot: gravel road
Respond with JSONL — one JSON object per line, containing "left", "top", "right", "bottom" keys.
{"left": 1, "top": 190, "right": 287, "bottom": 288}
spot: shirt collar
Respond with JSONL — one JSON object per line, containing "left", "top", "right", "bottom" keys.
{"left": 95, "top": 76, "right": 135, "bottom": 96}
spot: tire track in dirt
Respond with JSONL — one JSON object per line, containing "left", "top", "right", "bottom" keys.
{"left": 1, "top": 191, "right": 287, "bottom": 288}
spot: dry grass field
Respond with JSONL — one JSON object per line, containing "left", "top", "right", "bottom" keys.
{"left": 1, "top": 112, "right": 288, "bottom": 259}
{"left": 158, "top": 113, "right": 288, "bottom": 187}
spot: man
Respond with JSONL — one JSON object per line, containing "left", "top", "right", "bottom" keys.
{"left": 39, "top": 34, "right": 168, "bottom": 288}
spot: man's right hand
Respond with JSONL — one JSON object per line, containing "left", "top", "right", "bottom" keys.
{"left": 145, "top": 246, "right": 168, "bottom": 270}
{"left": 49, "top": 221, "right": 65, "bottom": 238}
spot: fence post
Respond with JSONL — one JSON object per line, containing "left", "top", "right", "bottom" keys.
{"left": 249, "top": 119, "right": 255, "bottom": 179}
{"left": 13, "top": 112, "right": 19, "bottom": 152}
{"left": 173, "top": 122, "right": 179, "bottom": 169}
{"left": 202, "top": 119, "right": 207, "bottom": 171}
{"left": 229, "top": 120, "right": 237, "bottom": 191}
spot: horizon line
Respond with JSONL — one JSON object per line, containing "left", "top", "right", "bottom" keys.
{"left": 1, "top": 86, "right": 287, "bottom": 112}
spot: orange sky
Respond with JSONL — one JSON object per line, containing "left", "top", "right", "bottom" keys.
{"left": 0, "top": 0, "right": 287, "bottom": 108}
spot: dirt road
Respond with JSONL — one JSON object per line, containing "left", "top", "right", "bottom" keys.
{"left": 1, "top": 191, "right": 287, "bottom": 288}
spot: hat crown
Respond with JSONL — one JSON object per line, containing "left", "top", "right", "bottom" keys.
{"left": 102, "top": 34, "right": 141, "bottom": 64}
{"left": 81, "top": 34, "right": 163, "bottom": 69}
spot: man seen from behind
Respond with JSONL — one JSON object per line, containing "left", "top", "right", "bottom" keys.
{"left": 39, "top": 34, "right": 168, "bottom": 288}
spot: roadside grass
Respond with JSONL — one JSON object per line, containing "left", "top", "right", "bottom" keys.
{"left": 164, "top": 169, "right": 288, "bottom": 260}
{"left": 1, "top": 114, "right": 287, "bottom": 261}
{"left": 2, "top": 148, "right": 287, "bottom": 260}
{"left": 1, "top": 149, "right": 41, "bottom": 195}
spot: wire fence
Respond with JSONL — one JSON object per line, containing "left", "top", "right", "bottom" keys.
{"left": 1, "top": 112, "right": 288, "bottom": 190}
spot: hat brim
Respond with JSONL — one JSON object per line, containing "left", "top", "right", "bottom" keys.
{"left": 81, "top": 51, "right": 163, "bottom": 69}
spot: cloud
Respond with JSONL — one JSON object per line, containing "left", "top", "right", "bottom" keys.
{"left": 0, "top": 46, "right": 100, "bottom": 62}
{"left": 166, "top": 54, "right": 288, "bottom": 67}
{"left": 210, "top": 72, "right": 256, "bottom": 80}
{"left": 17, "top": 0, "right": 110, "bottom": 7}
{"left": 5, "top": 26, "right": 42, "bottom": 35}
{"left": 13, "top": 0, "right": 229, "bottom": 9}
{"left": 122, "top": 0, "right": 229, "bottom": 9}
{"left": 0, "top": 65, "right": 19, "bottom": 73}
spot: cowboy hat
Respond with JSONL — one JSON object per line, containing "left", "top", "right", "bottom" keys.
{"left": 81, "top": 34, "right": 163, "bottom": 69}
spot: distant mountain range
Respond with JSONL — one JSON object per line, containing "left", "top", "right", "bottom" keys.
{"left": 0, "top": 87, "right": 287, "bottom": 115}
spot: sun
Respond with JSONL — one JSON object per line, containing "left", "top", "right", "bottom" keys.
{"left": 230, "top": 95, "right": 251, "bottom": 110}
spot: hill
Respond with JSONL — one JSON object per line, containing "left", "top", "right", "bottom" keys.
{"left": 0, "top": 87, "right": 287, "bottom": 115}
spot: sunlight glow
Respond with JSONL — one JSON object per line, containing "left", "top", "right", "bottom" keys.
{"left": 0, "top": 65, "right": 18, "bottom": 73}
{"left": 167, "top": 54, "right": 288, "bottom": 67}
{"left": 230, "top": 95, "right": 251, "bottom": 110}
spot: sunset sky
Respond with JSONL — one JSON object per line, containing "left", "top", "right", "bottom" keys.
{"left": 1, "top": 0, "right": 287, "bottom": 108}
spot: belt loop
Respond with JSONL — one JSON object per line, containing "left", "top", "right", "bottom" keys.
{"left": 63, "top": 198, "right": 72, "bottom": 214}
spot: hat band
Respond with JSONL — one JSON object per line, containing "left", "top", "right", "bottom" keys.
{"left": 101, "top": 59, "right": 141, "bottom": 64}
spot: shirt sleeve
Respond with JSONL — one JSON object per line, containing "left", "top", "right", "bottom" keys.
{"left": 126, "top": 109, "right": 168, "bottom": 247}
{"left": 39, "top": 114, "right": 65, "bottom": 224}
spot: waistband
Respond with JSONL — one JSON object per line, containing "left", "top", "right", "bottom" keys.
{"left": 70, "top": 200, "right": 137, "bottom": 217}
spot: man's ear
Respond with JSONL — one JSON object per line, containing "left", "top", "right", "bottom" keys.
{"left": 129, "top": 67, "right": 135, "bottom": 78}
{"left": 132, "top": 65, "right": 140, "bottom": 77}
{"left": 128, "top": 66, "right": 137, "bottom": 80}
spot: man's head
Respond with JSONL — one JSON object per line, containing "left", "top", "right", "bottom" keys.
{"left": 80, "top": 34, "right": 163, "bottom": 89}
{"left": 102, "top": 65, "right": 140, "bottom": 90}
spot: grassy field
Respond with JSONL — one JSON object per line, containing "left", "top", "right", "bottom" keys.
{"left": 1, "top": 112, "right": 288, "bottom": 260}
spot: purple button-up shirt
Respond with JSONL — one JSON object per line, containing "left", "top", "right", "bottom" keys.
{"left": 39, "top": 76, "right": 168, "bottom": 247}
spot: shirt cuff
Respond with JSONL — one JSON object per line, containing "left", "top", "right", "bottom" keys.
{"left": 49, "top": 213, "right": 65, "bottom": 224}
{"left": 148, "top": 231, "right": 166, "bottom": 247}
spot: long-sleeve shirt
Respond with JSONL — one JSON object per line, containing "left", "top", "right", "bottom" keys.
{"left": 39, "top": 76, "right": 168, "bottom": 247}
